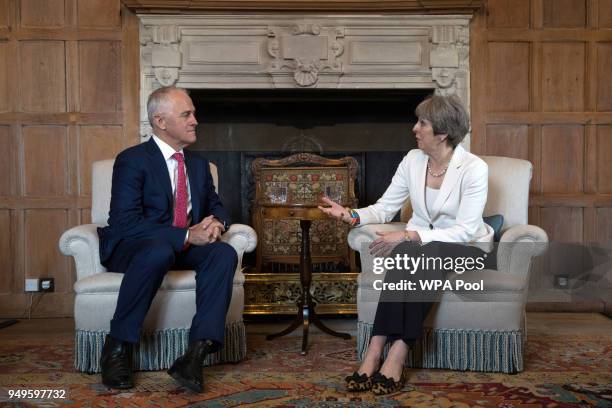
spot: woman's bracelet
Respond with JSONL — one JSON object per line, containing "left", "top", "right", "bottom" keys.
{"left": 344, "top": 207, "right": 360, "bottom": 227}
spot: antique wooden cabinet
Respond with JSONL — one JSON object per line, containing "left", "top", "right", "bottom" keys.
{"left": 245, "top": 153, "right": 359, "bottom": 315}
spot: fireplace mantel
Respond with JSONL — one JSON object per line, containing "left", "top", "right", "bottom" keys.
{"left": 125, "top": 0, "right": 484, "bottom": 14}
{"left": 139, "top": 13, "right": 472, "bottom": 147}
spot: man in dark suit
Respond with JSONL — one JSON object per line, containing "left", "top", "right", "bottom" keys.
{"left": 97, "top": 86, "right": 237, "bottom": 393}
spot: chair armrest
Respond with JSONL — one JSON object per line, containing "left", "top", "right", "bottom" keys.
{"left": 348, "top": 222, "right": 405, "bottom": 251}
{"left": 349, "top": 223, "right": 405, "bottom": 288}
{"left": 221, "top": 224, "right": 256, "bottom": 286}
{"left": 497, "top": 224, "right": 548, "bottom": 277}
{"left": 59, "top": 224, "right": 106, "bottom": 281}
{"left": 221, "top": 224, "right": 257, "bottom": 256}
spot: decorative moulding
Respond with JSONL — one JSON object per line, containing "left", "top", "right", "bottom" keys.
{"left": 266, "top": 24, "right": 345, "bottom": 87}
{"left": 125, "top": 0, "right": 484, "bottom": 13}
{"left": 139, "top": 14, "right": 472, "bottom": 146}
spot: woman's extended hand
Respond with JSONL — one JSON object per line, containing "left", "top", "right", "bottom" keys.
{"left": 369, "top": 231, "right": 406, "bottom": 256}
{"left": 318, "top": 196, "right": 351, "bottom": 222}
{"left": 369, "top": 230, "right": 422, "bottom": 256}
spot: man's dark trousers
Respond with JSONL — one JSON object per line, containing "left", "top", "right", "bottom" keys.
{"left": 105, "top": 238, "right": 237, "bottom": 350}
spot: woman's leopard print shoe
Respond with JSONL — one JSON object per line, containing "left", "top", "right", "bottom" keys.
{"left": 371, "top": 369, "right": 408, "bottom": 395}
{"left": 345, "top": 371, "right": 374, "bottom": 392}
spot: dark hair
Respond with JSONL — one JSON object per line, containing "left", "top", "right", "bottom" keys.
{"left": 415, "top": 94, "right": 470, "bottom": 147}
{"left": 147, "top": 86, "right": 189, "bottom": 127}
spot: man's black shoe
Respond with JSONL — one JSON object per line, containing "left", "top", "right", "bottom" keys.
{"left": 167, "top": 339, "right": 213, "bottom": 393}
{"left": 100, "top": 335, "right": 134, "bottom": 389}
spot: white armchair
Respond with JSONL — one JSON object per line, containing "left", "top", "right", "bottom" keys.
{"left": 59, "top": 159, "right": 257, "bottom": 373}
{"left": 348, "top": 156, "right": 548, "bottom": 373}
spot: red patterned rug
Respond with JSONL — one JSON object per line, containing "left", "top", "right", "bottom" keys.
{"left": 0, "top": 328, "right": 610, "bottom": 407}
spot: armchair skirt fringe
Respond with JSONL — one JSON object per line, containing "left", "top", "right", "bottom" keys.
{"left": 75, "top": 320, "right": 246, "bottom": 373}
{"left": 357, "top": 321, "right": 523, "bottom": 374}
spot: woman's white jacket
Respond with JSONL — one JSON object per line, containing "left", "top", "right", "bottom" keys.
{"left": 355, "top": 145, "right": 494, "bottom": 251}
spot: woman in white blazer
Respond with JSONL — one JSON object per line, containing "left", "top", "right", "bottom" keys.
{"left": 320, "top": 94, "right": 494, "bottom": 395}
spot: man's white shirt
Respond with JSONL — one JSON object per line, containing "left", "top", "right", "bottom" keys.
{"left": 151, "top": 134, "right": 193, "bottom": 216}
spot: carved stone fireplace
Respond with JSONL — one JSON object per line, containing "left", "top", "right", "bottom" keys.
{"left": 137, "top": 12, "right": 473, "bottom": 314}
{"left": 139, "top": 14, "right": 471, "bottom": 137}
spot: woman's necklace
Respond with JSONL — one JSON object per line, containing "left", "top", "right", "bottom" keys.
{"left": 427, "top": 159, "right": 449, "bottom": 178}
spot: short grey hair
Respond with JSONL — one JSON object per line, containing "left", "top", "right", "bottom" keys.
{"left": 147, "top": 86, "right": 189, "bottom": 127}
{"left": 415, "top": 94, "right": 470, "bottom": 147}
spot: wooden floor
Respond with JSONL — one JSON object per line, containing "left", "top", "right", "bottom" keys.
{"left": 1, "top": 313, "right": 611, "bottom": 340}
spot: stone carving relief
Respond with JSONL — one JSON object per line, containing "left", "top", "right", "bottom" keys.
{"left": 266, "top": 24, "right": 345, "bottom": 87}
{"left": 429, "top": 25, "right": 469, "bottom": 99}
{"left": 138, "top": 15, "right": 471, "bottom": 142}
{"left": 142, "top": 24, "right": 183, "bottom": 86}
{"left": 430, "top": 26, "right": 458, "bottom": 91}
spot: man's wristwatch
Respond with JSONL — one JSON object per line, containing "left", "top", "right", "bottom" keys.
{"left": 213, "top": 217, "right": 230, "bottom": 232}
{"left": 220, "top": 219, "right": 230, "bottom": 232}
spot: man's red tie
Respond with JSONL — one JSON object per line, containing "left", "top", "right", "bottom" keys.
{"left": 172, "top": 152, "right": 189, "bottom": 229}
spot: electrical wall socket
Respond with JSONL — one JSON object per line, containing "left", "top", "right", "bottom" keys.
{"left": 25, "top": 278, "right": 39, "bottom": 292}
{"left": 40, "top": 278, "right": 54, "bottom": 292}
{"left": 554, "top": 274, "right": 569, "bottom": 289}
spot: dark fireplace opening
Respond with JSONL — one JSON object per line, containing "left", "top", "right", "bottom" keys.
{"left": 188, "top": 88, "right": 433, "bottom": 270}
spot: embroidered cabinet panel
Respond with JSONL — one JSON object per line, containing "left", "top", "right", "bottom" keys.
{"left": 252, "top": 154, "right": 358, "bottom": 272}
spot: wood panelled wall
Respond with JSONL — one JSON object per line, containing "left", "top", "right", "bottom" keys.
{"left": 471, "top": 0, "right": 612, "bottom": 310}
{"left": 1, "top": 0, "right": 611, "bottom": 317}
{"left": 0, "top": 0, "right": 138, "bottom": 317}
{"left": 471, "top": 1, "right": 612, "bottom": 241}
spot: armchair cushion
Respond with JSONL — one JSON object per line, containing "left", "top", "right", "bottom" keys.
{"left": 74, "top": 271, "right": 245, "bottom": 331}
{"left": 75, "top": 270, "right": 245, "bottom": 295}
{"left": 483, "top": 214, "right": 504, "bottom": 242}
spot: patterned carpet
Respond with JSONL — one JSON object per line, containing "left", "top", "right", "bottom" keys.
{"left": 0, "top": 327, "right": 611, "bottom": 407}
